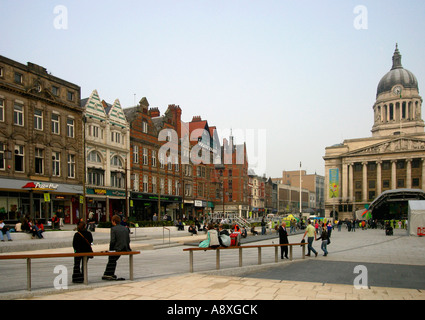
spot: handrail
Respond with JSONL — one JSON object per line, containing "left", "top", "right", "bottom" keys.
{"left": 163, "top": 226, "right": 170, "bottom": 245}
{"left": 183, "top": 243, "right": 307, "bottom": 273}
{"left": 0, "top": 251, "right": 140, "bottom": 291}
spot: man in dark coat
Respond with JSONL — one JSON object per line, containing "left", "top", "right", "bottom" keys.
{"left": 72, "top": 221, "right": 93, "bottom": 283}
{"left": 102, "top": 215, "right": 131, "bottom": 280}
{"left": 278, "top": 221, "right": 289, "bottom": 259}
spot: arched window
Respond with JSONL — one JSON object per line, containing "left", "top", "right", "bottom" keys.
{"left": 111, "top": 155, "right": 123, "bottom": 167}
{"left": 87, "top": 151, "right": 102, "bottom": 163}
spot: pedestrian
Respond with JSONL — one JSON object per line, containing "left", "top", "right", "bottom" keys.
{"left": 316, "top": 227, "right": 329, "bottom": 256}
{"left": 153, "top": 213, "right": 158, "bottom": 222}
{"left": 327, "top": 221, "right": 333, "bottom": 238}
{"left": 102, "top": 215, "right": 131, "bottom": 281}
{"left": 261, "top": 217, "right": 266, "bottom": 235}
{"left": 278, "top": 221, "right": 289, "bottom": 259}
{"left": 302, "top": 220, "right": 318, "bottom": 257}
{"left": 0, "top": 219, "right": 12, "bottom": 241}
{"left": 72, "top": 221, "right": 93, "bottom": 283}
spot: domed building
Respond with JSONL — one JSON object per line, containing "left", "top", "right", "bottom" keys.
{"left": 323, "top": 45, "right": 425, "bottom": 221}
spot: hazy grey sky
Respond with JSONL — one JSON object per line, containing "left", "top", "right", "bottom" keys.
{"left": 1, "top": 0, "right": 424, "bottom": 177}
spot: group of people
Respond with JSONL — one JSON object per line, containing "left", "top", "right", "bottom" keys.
{"left": 72, "top": 214, "right": 131, "bottom": 284}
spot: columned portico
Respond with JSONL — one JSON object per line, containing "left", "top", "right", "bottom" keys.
{"left": 324, "top": 45, "right": 425, "bottom": 220}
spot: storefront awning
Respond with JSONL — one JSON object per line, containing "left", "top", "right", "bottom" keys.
{"left": 0, "top": 178, "right": 83, "bottom": 194}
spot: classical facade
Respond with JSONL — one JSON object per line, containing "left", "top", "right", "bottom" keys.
{"left": 81, "top": 90, "right": 130, "bottom": 222}
{"left": 324, "top": 45, "right": 425, "bottom": 220}
{"left": 0, "top": 55, "right": 84, "bottom": 224}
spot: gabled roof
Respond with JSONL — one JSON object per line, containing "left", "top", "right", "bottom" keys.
{"left": 82, "top": 90, "right": 107, "bottom": 120}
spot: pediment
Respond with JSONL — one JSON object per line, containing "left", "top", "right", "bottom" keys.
{"left": 344, "top": 137, "right": 425, "bottom": 157}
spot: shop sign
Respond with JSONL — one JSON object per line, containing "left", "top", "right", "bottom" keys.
{"left": 195, "top": 200, "right": 207, "bottom": 207}
{"left": 86, "top": 188, "right": 126, "bottom": 197}
{"left": 22, "top": 182, "right": 59, "bottom": 190}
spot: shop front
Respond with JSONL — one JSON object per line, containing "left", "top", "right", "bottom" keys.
{"left": 85, "top": 188, "right": 126, "bottom": 222}
{"left": 130, "top": 192, "right": 182, "bottom": 221}
{"left": 0, "top": 178, "right": 83, "bottom": 224}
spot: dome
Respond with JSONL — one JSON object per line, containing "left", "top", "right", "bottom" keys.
{"left": 376, "top": 45, "right": 419, "bottom": 97}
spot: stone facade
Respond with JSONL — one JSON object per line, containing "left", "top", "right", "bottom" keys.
{"left": 324, "top": 46, "right": 425, "bottom": 220}
{"left": 0, "top": 55, "right": 83, "bottom": 223}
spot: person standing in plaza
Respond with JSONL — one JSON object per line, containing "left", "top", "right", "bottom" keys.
{"left": 72, "top": 221, "right": 93, "bottom": 283}
{"left": 278, "top": 221, "right": 289, "bottom": 259}
{"left": 102, "top": 215, "right": 131, "bottom": 281}
{"left": 316, "top": 226, "right": 329, "bottom": 256}
{"left": 261, "top": 217, "right": 266, "bottom": 235}
{"left": 302, "top": 220, "right": 318, "bottom": 257}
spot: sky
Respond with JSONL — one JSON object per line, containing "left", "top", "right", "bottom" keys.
{"left": 1, "top": 0, "right": 424, "bottom": 178}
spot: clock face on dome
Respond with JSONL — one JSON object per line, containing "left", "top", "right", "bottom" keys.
{"left": 393, "top": 86, "right": 402, "bottom": 96}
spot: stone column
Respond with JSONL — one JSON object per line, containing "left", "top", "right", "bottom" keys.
{"left": 342, "top": 163, "right": 348, "bottom": 200}
{"left": 406, "top": 159, "right": 412, "bottom": 189}
{"left": 376, "top": 160, "right": 382, "bottom": 195}
{"left": 391, "top": 160, "right": 397, "bottom": 190}
{"left": 349, "top": 163, "right": 354, "bottom": 202}
{"left": 362, "top": 162, "right": 368, "bottom": 202}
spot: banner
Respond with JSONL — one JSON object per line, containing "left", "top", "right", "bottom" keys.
{"left": 329, "top": 168, "right": 339, "bottom": 198}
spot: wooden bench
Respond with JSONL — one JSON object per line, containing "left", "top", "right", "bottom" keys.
{"left": 183, "top": 243, "right": 307, "bottom": 273}
{"left": 0, "top": 251, "right": 140, "bottom": 291}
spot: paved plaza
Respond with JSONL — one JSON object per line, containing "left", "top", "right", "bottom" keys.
{"left": 1, "top": 226, "right": 425, "bottom": 300}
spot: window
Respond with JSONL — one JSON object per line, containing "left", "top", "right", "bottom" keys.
{"left": 159, "top": 151, "right": 165, "bottom": 168}
{"left": 14, "top": 103, "right": 24, "bottom": 126}
{"left": 51, "top": 113, "right": 60, "bottom": 134}
{"left": 111, "top": 172, "right": 124, "bottom": 188}
{"left": 168, "top": 179, "right": 172, "bottom": 195}
{"left": 0, "top": 144, "right": 5, "bottom": 170}
{"left": 34, "top": 109, "right": 43, "bottom": 130}
{"left": 35, "top": 148, "right": 44, "bottom": 174}
{"left": 89, "top": 125, "right": 101, "bottom": 138}
{"left": 368, "top": 191, "right": 375, "bottom": 201}
{"left": 14, "top": 72, "right": 23, "bottom": 84}
{"left": 0, "top": 67, "right": 3, "bottom": 78}
{"left": 396, "top": 161, "right": 405, "bottom": 169}
{"left": 52, "top": 151, "right": 60, "bottom": 176}
{"left": 383, "top": 180, "right": 390, "bottom": 189}
{"left": 88, "top": 169, "right": 104, "bottom": 186}
{"left": 52, "top": 86, "right": 59, "bottom": 96}
{"left": 87, "top": 151, "right": 101, "bottom": 163}
{"left": 142, "top": 120, "right": 148, "bottom": 133}
{"left": 14, "top": 145, "right": 24, "bottom": 172}
{"left": 111, "top": 155, "right": 123, "bottom": 167}
{"left": 152, "top": 176, "right": 157, "bottom": 193}
{"left": 382, "top": 162, "right": 391, "bottom": 170}
{"left": 143, "top": 148, "right": 148, "bottom": 165}
{"left": 133, "top": 174, "right": 139, "bottom": 192}
{"left": 68, "top": 154, "right": 75, "bottom": 178}
{"left": 368, "top": 180, "right": 375, "bottom": 189}
{"left": 67, "top": 118, "right": 74, "bottom": 138}
{"left": 175, "top": 180, "right": 180, "bottom": 195}
{"left": 397, "top": 179, "right": 405, "bottom": 188}
{"left": 160, "top": 178, "right": 165, "bottom": 194}
{"left": 111, "top": 131, "right": 121, "bottom": 144}
{"left": 133, "top": 145, "right": 139, "bottom": 164}
{"left": 413, "top": 178, "right": 420, "bottom": 187}
{"left": 152, "top": 150, "right": 156, "bottom": 167}
{"left": 143, "top": 175, "right": 148, "bottom": 193}
{"left": 0, "top": 99, "right": 4, "bottom": 122}
{"left": 67, "top": 91, "right": 74, "bottom": 101}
